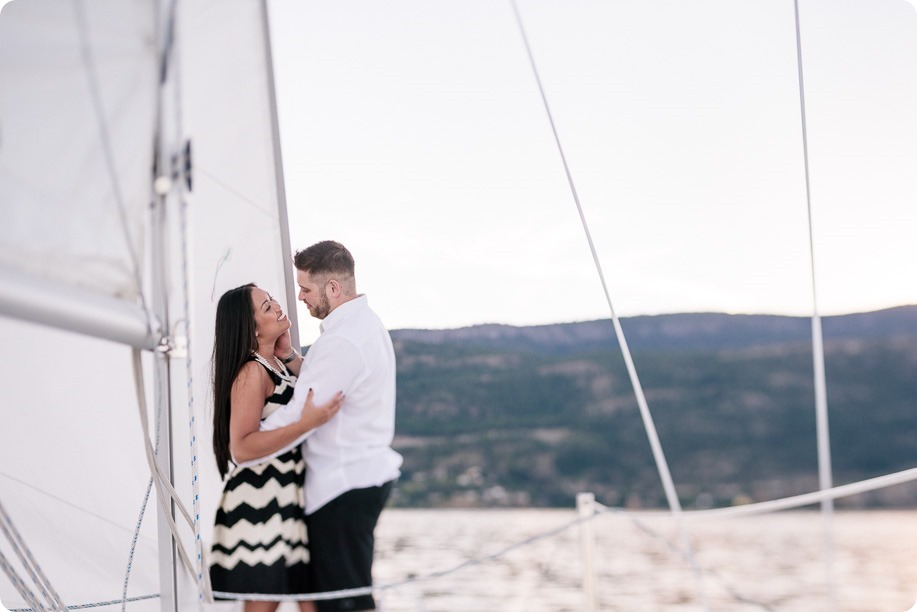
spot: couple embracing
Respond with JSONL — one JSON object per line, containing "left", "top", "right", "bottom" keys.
{"left": 209, "top": 241, "right": 402, "bottom": 612}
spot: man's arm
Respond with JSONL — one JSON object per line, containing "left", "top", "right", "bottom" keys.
{"left": 260, "top": 335, "right": 363, "bottom": 432}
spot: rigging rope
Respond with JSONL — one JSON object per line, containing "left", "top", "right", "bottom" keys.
{"left": 120, "top": 478, "right": 154, "bottom": 612}
{"left": 5, "top": 461, "right": 915, "bottom": 609}
{"left": 212, "top": 510, "right": 598, "bottom": 602}
{"left": 792, "top": 0, "right": 836, "bottom": 604}
{"left": 0, "top": 499, "right": 68, "bottom": 610}
{"left": 213, "top": 482, "right": 861, "bottom": 610}
{"left": 0, "top": 550, "right": 44, "bottom": 612}
{"left": 0, "top": 470, "right": 155, "bottom": 612}
{"left": 8, "top": 593, "right": 160, "bottom": 612}
{"left": 120, "top": 352, "right": 166, "bottom": 612}
{"left": 507, "top": 0, "right": 707, "bottom": 608}
{"left": 148, "top": 0, "right": 213, "bottom": 603}
{"left": 688, "top": 465, "right": 917, "bottom": 519}
{"left": 177, "top": 188, "right": 215, "bottom": 602}
{"left": 130, "top": 350, "right": 199, "bottom": 584}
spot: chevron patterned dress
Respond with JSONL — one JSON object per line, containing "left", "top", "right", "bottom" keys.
{"left": 210, "top": 356, "right": 309, "bottom": 596}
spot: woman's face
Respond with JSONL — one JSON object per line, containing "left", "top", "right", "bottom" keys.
{"left": 250, "top": 287, "right": 291, "bottom": 342}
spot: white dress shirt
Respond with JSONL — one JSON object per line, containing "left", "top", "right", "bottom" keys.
{"left": 254, "top": 295, "right": 403, "bottom": 514}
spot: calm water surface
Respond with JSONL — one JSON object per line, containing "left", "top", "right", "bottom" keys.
{"left": 360, "top": 508, "right": 917, "bottom": 612}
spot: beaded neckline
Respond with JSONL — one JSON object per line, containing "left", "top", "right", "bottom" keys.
{"left": 251, "top": 352, "right": 286, "bottom": 379}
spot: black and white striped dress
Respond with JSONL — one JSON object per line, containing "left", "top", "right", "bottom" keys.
{"left": 210, "top": 354, "right": 310, "bottom": 596}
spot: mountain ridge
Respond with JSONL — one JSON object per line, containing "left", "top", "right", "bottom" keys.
{"left": 390, "top": 305, "right": 917, "bottom": 353}
{"left": 322, "top": 306, "right": 917, "bottom": 509}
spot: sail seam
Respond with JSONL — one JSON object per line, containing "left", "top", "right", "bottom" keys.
{"left": 71, "top": 0, "right": 153, "bottom": 333}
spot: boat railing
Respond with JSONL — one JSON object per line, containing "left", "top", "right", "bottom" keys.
{"left": 6, "top": 464, "right": 917, "bottom": 611}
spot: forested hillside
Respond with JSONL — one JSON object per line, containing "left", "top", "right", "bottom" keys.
{"left": 377, "top": 307, "right": 917, "bottom": 508}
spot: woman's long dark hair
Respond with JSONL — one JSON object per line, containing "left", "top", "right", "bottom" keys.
{"left": 212, "top": 283, "right": 258, "bottom": 479}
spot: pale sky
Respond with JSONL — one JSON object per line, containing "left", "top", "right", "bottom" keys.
{"left": 269, "top": 0, "right": 917, "bottom": 344}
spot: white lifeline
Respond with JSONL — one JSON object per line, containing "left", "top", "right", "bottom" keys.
{"left": 255, "top": 295, "right": 402, "bottom": 514}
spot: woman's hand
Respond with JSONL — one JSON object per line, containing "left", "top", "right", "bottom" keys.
{"left": 274, "top": 329, "right": 302, "bottom": 374}
{"left": 274, "top": 329, "right": 293, "bottom": 360}
{"left": 298, "top": 388, "right": 344, "bottom": 431}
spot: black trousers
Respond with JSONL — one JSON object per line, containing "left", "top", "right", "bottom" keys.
{"left": 306, "top": 480, "right": 394, "bottom": 611}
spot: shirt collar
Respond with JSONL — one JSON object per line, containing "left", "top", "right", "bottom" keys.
{"left": 319, "top": 294, "right": 367, "bottom": 333}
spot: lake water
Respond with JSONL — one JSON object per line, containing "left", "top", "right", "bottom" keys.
{"left": 2, "top": 506, "right": 910, "bottom": 611}
{"left": 358, "top": 508, "right": 916, "bottom": 612}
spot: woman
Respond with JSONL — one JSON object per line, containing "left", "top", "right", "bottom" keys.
{"left": 210, "top": 283, "right": 342, "bottom": 612}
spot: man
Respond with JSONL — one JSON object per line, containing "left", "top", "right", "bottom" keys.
{"left": 262, "top": 240, "right": 402, "bottom": 611}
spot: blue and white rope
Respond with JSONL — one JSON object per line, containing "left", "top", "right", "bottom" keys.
{"left": 177, "top": 187, "right": 213, "bottom": 602}
{"left": 120, "top": 349, "right": 167, "bottom": 612}
{"left": 0, "top": 548, "right": 44, "bottom": 612}
{"left": 8, "top": 593, "right": 159, "bottom": 611}
{"left": 0, "top": 499, "right": 67, "bottom": 610}
{"left": 130, "top": 350, "right": 198, "bottom": 583}
{"left": 119, "top": 477, "right": 154, "bottom": 612}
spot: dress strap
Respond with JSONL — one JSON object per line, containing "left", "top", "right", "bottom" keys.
{"left": 250, "top": 353, "right": 287, "bottom": 383}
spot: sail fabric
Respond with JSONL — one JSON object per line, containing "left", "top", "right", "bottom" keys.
{"left": 177, "top": 0, "right": 297, "bottom": 570}
{"left": 0, "top": 1, "right": 162, "bottom": 608}
{"left": 0, "top": 320, "right": 163, "bottom": 610}
{"left": 0, "top": 0, "right": 297, "bottom": 609}
{"left": 0, "top": 0, "right": 156, "bottom": 301}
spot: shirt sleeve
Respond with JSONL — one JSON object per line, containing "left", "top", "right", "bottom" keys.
{"left": 259, "top": 334, "right": 364, "bottom": 432}
{"left": 234, "top": 335, "right": 364, "bottom": 469}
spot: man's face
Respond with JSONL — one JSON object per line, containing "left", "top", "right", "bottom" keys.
{"left": 297, "top": 269, "right": 331, "bottom": 320}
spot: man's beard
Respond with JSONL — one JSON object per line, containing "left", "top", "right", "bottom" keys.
{"left": 312, "top": 292, "right": 331, "bottom": 319}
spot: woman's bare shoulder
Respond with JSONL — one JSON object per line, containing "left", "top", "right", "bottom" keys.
{"left": 233, "top": 360, "right": 270, "bottom": 392}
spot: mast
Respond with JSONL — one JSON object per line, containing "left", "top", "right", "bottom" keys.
{"left": 153, "top": 0, "right": 182, "bottom": 608}
{"left": 147, "top": 3, "right": 299, "bottom": 609}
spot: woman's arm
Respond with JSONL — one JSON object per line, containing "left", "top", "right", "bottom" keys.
{"left": 229, "top": 361, "right": 342, "bottom": 463}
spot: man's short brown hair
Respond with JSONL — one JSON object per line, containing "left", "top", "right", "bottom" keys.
{"left": 293, "top": 240, "right": 355, "bottom": 278}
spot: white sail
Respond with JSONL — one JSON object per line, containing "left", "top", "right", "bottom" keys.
{"left": 0, "top": 0, "right": 158, "bottom": 348}
{"left": 0, "top": 0, "right": 294, "bottom": 609}
{"left": 0, "top": 0, "right": 154, "bottom": 301}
